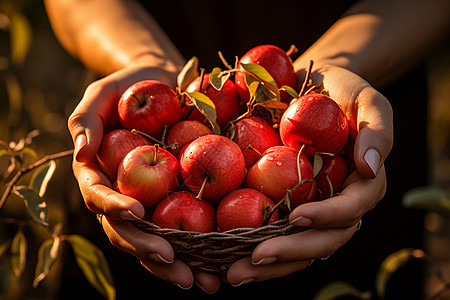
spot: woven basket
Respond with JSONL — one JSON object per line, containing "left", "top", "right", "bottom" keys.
{"left": 133, "top": 217, "right": 307, "bottom": 274}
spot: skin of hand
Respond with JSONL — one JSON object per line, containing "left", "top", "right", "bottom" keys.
{"left": 70, "top": 64, "right": 224, "bottom": 292}
{"left": 48, "top": 0, "right": 450, "bottom": 294}
{"left": 225, "top": 65, "right": 392, "bottom": 285}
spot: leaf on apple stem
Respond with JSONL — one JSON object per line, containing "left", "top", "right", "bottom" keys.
{"left": 280, "top": 85, "right": 299, "bottom": 99}
{"left": 177, "top": 56, "right": 199, "bottom": 92}
{"left": 312, "top": 154, "right": 324, "bottom": 178}
{"left": 209, "top": 67, "right": 230, "bottom": 91}
{"left": 186, "top": 92, "right": 221, "bottom": 134}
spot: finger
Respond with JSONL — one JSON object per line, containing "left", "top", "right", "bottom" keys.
{"left": 353, "top": 87, "right": 393, "bottom": 178}
{"left": 68, "top": 79, "right": 120, "bottom": 162}
{"left": 289, "top": 166, "right": 386, "bottom": 228}
{"left": 73, "top": 159, "right": 145, "bottom": 220}
{"left": 227, "top": 256, "right": 312, "bottom": 286}
{"left": 140, "top": 258, "right": 194, "bottom": 290}
{"left": 193, "top": 272, "right": 221, "bottom": 294}
{"left": 102, "top": 217, "right": 174, "bottom": 264}
{"left": 250, "top": 225, "right": 357, "bottom": 266}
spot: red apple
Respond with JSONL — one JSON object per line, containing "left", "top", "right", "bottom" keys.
{"left": 246, "top": 146, "right": 316, "bottom": 211}
{"left": 183, "top": 73, "right": 241, "bottom": 128}
{"left": 229, "top": 116, "right": 282, "bottom": 168}
{"left": 179, "top": 134, "right": 246, "bottom": 200}
{"left": 235, "top": 44, "right": 297, "bottom": 102}
{"left": 96, "top": 129, "right": 150, "bottom": 182}
{"left": 279, "top": 93, "right": 349, "bottom": 158}
{"left": 117, "top": 145, "right": 180, "bottom": 208}
{"left": 216, "top": 188, "right": 279, "bottom": 232}
{"left": 118, "top": 80, "right": 181, "bottom": 140}
{"left": 315, "top": 153, "right": 349, "bottom": 200}
{"left": 151, "top": 191, "right": 216, "bottom": 233}
{"left": 165, "top": 120, "right": 212, "bottom": 158}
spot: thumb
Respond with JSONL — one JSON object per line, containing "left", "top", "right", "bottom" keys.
{"left": 69, "top": 113, "right": 104, "bottom": 162}
{"left": 353, "top": 87, "right": 393, "bottom": 178}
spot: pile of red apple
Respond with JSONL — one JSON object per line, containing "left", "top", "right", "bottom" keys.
{"left": 96, "top": 44, "right": 351, "bottom": 234}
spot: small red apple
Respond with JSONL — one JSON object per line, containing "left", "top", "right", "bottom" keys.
{"left": 235, "top": 44, "right": 297, "bottom": 102}
{"left": 314, "top": 154, "right": 349, "bottom": 200}
{"left": 216, "top": 188, "right": 279, "bottom": 232}
{"left": 183, "top": 73, "right": 242, "bottom": 128}
{"left": 179, "top": 134, "right": 246, "bottom": 200}
{"left": 230, "top": 116, "right": 282, "bottom": 168}
{"left": 118, "top": 80, "right": 181, "bottom": 140}
{"left": 96, "top": 129, "right": 150, "bottom": 182}
{"left": 151, "top": 191, "right": 216, "bottom": 233}
{"left": 165, "top": 120, "right": 212, "bottom": 158}
{"left": 117, "top": 145, "right": 180, "bottom": 208}
{"left": 246, "top": 146, "right": 316, "bottom": 211}
{"left": 279, "top": 93, "right": 349, "bottom": 158}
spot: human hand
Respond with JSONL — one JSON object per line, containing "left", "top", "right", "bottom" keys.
{"left": 226, "top": 65, "right": 393, "bottom": 285}
{"left": 69, "top": 65, "right": 222, "bottom": 293}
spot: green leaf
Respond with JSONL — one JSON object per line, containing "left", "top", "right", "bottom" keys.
{"left": 187, "top": 92, "right": 220, "bottom": 134}
{"left": 375, "top": 248, "right": 425, "bottom": 299}
{"left": 30, "top": 160, "right": 56, "bottom": 197}
{"left": 13, "top": 186, "right": 48, "bottom": 228}
{"left": 280, "top": 85, "right": 299, "bottom": 99}
{"left": 9, "top": 12, "right": 32, "bottom": 66}
{"left": 67, "top": 235, "right": 115, "bottom": 300}
{"left": 313, "top": 281, "right": 372, "bottom": 300}
{"left": 33, "top": 237, "right": 61, "bottom": 287}
{"left": 209, "top": 67, "right": 230, "bottom": 90}
{"left": 240, "top": 62, "right": 279, "bottom": 94}
{"left": 177, "top": 56, "right": 199, "bottom": 91}
{"left": 402, "top": 186, "right": 450, "bottom": 218}
{"left": 11, "top": 229, "right": 27, "bottom": 278}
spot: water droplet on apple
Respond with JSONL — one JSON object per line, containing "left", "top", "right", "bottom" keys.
{"left": 203, "top": 151, "right": 207, "bottom": 155}
{"left": 276, "top": 161, "right": 283, "bottom": 167}
{"left": 267, "top": 156, "right": 274, "bottom": 161}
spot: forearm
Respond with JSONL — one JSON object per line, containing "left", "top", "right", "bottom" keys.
{"left": 44, "top": 0, "right": 185, "bottom": 78}
{"left": 294, "top": 0, "right": 450, "bottom": 88}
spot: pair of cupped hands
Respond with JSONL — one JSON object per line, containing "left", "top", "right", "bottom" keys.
{"left": 69, "top": 61, "right": 393, "bottom": 294}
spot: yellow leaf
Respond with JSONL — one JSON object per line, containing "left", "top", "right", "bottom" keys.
{"left": 9, "top": 11, "right": 32, "bottom": 66}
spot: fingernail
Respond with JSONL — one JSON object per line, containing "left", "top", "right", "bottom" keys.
{"left": 119, "top": 209, "right": 142, "bottom": 221}
{"left": 364, "top": 148, "right": 381, "bottom": 177}
{"left": 175, "top": 282, "right": 193, "bottom": 290}
{"left": 290, "top": 216, "right": 312, "bottom": 227}
{"left": 74, "top": 134, "right": 87, "bottom": 161}
{"left": 231, "top": 278, "right": 255, "bottom": 287}
{"left": 252, "top": 256, "right": 277, "bottom": 265}
{"left": 149, "top": 253, "right": 173, "bottom": 264}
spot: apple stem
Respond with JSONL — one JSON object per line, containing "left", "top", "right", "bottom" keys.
{"left": 152, "top": 144, "right": 159, "bottom": 165}
{"left": 324, "top": 173, "right": 334, "bottom": 198}
{"left": 195, "top": 175, "right": 209, "bottom": 201}
{"left": 264, "top": 199, "right": 284, "bottom": 225}
{"left": 246, "top": 144, "right": 262, "bottom": 157}
{"left": 131, "top": 129, "right": 165, "bottom": 146}
{"left": 297, "top": 144, "right": 306, "bottom": 182}
{"left": 218, "top": 51, "right": 233, "bottom": 70}
{"left": 285, "top": 44, "right": 298, "bottom": 57}
{"left": 299, "top": 60, "right": 314, "bottom": 97}
{"left": 131, "top": 94, "right": 144, "bottom": 106}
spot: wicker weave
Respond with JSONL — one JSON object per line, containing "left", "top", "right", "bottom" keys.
{"left": 134, "top": 218, "right": 307, "bottom": 274}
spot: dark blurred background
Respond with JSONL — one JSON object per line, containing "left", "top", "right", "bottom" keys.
{"left": 0, "top": 1, "right": 449, "bottom": 299}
